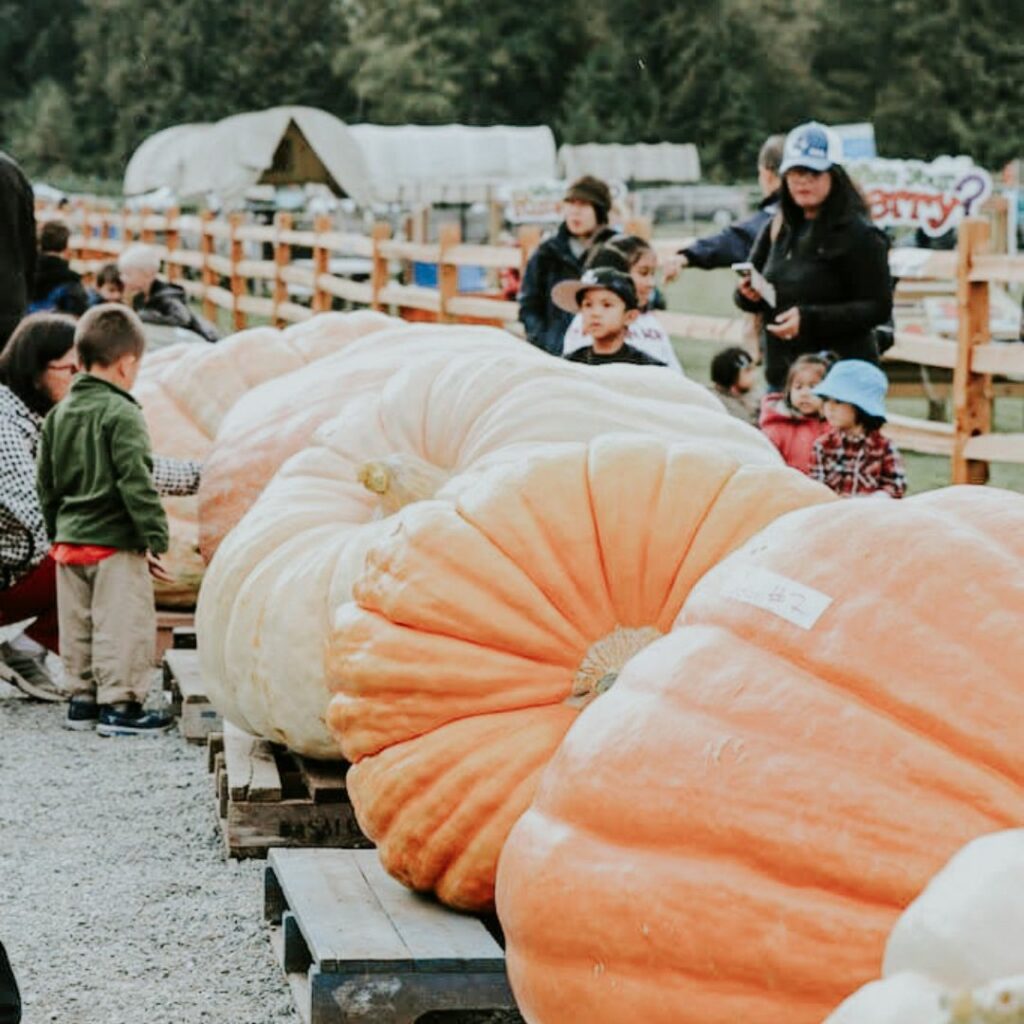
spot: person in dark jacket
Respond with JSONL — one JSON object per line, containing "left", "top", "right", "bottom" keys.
{"left": 518, "top": 176, "right": 618, "bottom": 354}
{"left": 0, "top": 151, "right": 36, "bottom": 349}
{"left": 30, "top": 220, "right": 91, "bottom": 317}
{"left": 664, "top": 135, "right": 785, "bottom": 279}
{"left": 118, "top": 244, "right": 220, "bottom": 342}
{"left": 0, "top": 941, "right": 20, "bottom": 1024}
{"left": 734, "top": 121, "right": 892, "bottom": 391}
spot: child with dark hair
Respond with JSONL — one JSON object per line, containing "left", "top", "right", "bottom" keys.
{"left": 93, "top": 263, "right": 124, "bottom": 304}
{"left": 38, "top": 304, "right": 175, "bottom": 735}
{"left": 709, "top": 346, "right": 761, "bottom": 423}
{"left": 759, "top": 352, "right": 832, "bottom": 472}
{"left": 552, "top": 268, "right": 666, "bottom": 367}
{"left": 810, "top": 360, "right": 906, "bottom": 498}
{"left": 562, "top": 236, "right": 683, "bottom": 373}
{"left": 518, "top": 175, "right": 618, "bottom": 354}
{"left": 30, "top": 219, "right": 90, "bottom": 317}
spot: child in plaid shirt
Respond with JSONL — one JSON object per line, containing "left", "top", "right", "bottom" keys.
{"left": 809, "top": 360, "right": 906, "bottom": 498}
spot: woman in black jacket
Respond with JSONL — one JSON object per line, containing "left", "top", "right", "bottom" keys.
{"left": 735, "top": 122, "right": 892, "bottom": 391}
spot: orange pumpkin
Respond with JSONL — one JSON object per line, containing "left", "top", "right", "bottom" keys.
{"left": 496, "top": 486, "right": 1024, "bottom": 1024}
{"left": 197, "top": 341, "right": 776, "bottom": 760}
{"left": 325, "top": 436, "right": 832, "bottom": 910}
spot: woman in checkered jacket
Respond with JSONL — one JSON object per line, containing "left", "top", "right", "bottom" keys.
{"left": 0, "top": 314, "right": 201, "bottom": 700}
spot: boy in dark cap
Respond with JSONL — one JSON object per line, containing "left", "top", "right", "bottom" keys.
{"left": 553, "top": 268, "right": 666, "bottom": 366}
{"left": 518, "top": 175, "right": 618, "bottom": 355}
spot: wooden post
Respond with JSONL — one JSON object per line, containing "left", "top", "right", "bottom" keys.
{"left": 229, "top": 212, "right": 246, "bottom": 332}
{"left": 122, "top": 206, "right": 134, "bottom": 245}
{"left": 165, "top": 207, "right": 181, "bottom": 282}
{"left": 312, "top": 214, "right": 332, "bottom": 314}
{"left": 518, "top": 225, "right": 542, "bottom": 266}
{"left": 273, "top": 212, "right": 292, "bottom": 328}
{"left": 951, "top": 217, "right": 992, "bottom": 485}
{"left": 625, "top": 216, "right": 652, "bottom": 240}
{"left": 438, "top": 223, "right": 460, "bottom": 323}
{"left": 370, "top": 221, "right": 391, "bottom": 312}
{"left": 200, "top": 210, "right": 216, "bottom": 324}
{"left": 140, "top": 207, "right": 155, "bottom": 244}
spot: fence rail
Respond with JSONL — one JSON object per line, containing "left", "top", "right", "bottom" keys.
{"left": 60, "top": 207, "right": 1024, "bottom": 485}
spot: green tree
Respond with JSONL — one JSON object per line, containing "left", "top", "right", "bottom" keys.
{"left": 4, "top": 78, "right": 79, "bottom": 176}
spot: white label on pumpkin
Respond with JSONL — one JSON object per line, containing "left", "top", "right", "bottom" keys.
{"left": 721, "top": 566, "right": 832, "bottom": 630}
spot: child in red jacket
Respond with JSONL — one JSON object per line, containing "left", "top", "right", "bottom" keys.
{"left": 759, "top": 353, "right": 831, "bottom": 472}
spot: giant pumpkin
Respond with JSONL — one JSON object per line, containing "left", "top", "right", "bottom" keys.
{"left": 136, "top": 310, "right": 397, "bottom": 605}
{"left": 496, "top": 486, "right": 1024, "bottom": 1024}
{"left": 321, "top": 436, "right": 831, "bottom": 910}
{"left": 197, "top": 351, "right": 785, "bottom": 766}
{"left": 196, "top": 321, "right": 528, "bottom": 560}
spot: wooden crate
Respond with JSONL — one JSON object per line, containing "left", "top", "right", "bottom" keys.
{"left": 264, "top": 848, "right": 522, "bottom": 1024}
{"left": 207, "top": 722, "right": 370, "bottom": 859}
{"left": 162, "top": 648, "right": 220, "bottom": 743}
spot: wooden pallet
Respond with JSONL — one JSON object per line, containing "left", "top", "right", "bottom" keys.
{"left": 162, "top": 648, "right": 220, "bottom": 743}
{"left": 155, "top": 610, "right": 195, "bottom": 665}
{"left": 207, "top": 722, "right": 370, "bottom": 859}
{"left": 264, "top": 849, "right": 521, "bottom": 1024}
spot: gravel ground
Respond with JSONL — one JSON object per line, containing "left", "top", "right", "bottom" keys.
{"left": 0, "top": 678, "right": 300, "bottom": 1024}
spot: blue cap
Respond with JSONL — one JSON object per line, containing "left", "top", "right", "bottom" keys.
{"left": 813, "top": 360, "right": 889, "bottom": 421}
{"left": 779, "top": 121, "right": 843, "bottom": 174}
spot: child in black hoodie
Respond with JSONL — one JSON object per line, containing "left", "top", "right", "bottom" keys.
{"left": 30, "top": 220, "right": 90, "bottom": 317}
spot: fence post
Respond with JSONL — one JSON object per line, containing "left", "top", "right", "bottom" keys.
{"left": 122, "top": 206, "right": 133, "bottom": 245}
{"left": 312, "top": 214, "right": 332, "bottom": 314}
{"left": 165, "top": 208, "right": 181, "bottom": 283}
{"left": 438, "top": 223, "right": 460, "bottom": 323}
{"left": 273, "top": 212, "right": 291, "bottom": 328}
{"left": 951, "top": 217, "right": 992, "bottom": 485}
{"left": 200, "top": 210, "right": 216, "bottom": 324}
{"left": 370, "top": 221, "right": 391, "bottom": 311}
{"left": 140, "top": 207, "right": 155, "bottom": 244}
{"left": 518, "top": 225, "right": 542, "bottom": 264}
{"left": 229, "top": 212, "right": 246, "bottom": 332}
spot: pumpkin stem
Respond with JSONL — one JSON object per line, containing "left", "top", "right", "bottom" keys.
{"left": 567, "top": 626, "right": 662, "bottom": 709}
{"left": 357, "top": 454, "right": 451, "bottom": 515}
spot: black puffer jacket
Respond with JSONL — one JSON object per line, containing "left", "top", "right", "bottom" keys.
{"left": 31, "top": 254, "right": 91, "bottom": 316}
{"left": 0, "top": 152, "right": 36, "bottom": 347}
{"left": 134, "top": 280, "right": 220, "bottom": 343}
{"left": 518, "top": 223, "right": 617, "bottom": 355}
{"left": 735, "top": 212, "right": 892, "bottom": 390}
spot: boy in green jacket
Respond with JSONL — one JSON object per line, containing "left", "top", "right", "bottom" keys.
{"left": 37, "top": 304, "right": 173, "bottom": 736}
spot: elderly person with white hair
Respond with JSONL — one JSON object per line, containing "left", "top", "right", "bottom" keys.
{"left": 118, "top": 244, "right": 220, "bottom": 343}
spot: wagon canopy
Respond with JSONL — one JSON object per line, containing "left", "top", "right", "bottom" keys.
{"left": 123, "top": 106, "right": 558, "bottom": 207}
{"left": 558, "top": 143, "right": 701, "bottom": 184}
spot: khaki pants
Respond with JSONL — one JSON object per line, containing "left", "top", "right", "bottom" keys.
{"left": 56, "top": 551, "right": 155, "bottom": 705}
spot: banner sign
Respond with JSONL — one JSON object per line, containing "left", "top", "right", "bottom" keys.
{"left": 847, "top": 157, "right": 992, "bottom": 238}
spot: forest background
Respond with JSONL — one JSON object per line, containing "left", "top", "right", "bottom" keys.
{"left": 2, "top": 0, "right": 1022, "bottom": 190}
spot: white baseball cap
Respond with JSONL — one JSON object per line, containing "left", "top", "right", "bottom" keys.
{"left": 779, "top": 121, "right": 843, "bottom": 174}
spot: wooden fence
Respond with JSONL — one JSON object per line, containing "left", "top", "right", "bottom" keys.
{"left": 61, "top": 207, "right": 1024, "bottom": 485}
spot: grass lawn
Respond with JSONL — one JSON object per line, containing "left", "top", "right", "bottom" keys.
{"left": 661, "top": 265, "right": 1024, "bottom": 495}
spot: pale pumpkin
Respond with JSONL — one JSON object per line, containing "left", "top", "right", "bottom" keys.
{"left": 135, "top": 310, "right": 397, "bottom": 605}
{"left": 827, "top": 829, "right": 1024, "bottom": 1024}
{"left": 196, "top": 348, "right": 784, "bottom": 767}
{"left": 319, "top": 436, "right": 831, "bottom": 910}
{"left": 496, "top": 486, "right": 1024, "bottom": 1024}
{"left": 197, "top": 321, "right": 528, "bottom": 561}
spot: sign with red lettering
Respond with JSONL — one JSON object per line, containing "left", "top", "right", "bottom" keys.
{"left": 847, "top": 157, "right": 992, "bottom": 237}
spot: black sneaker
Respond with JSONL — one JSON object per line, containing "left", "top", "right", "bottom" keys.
{"left": 64, "top": 696, "right": 99, "bottom": 731}
{"left": 96, "top": 701, "right": 173, "bottom": 737}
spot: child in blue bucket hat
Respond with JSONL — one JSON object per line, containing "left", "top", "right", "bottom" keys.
{"left": 809, "top": 359, "right": 907, "bottom": 498}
